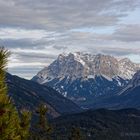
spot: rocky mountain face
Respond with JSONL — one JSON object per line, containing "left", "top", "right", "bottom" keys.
{"left": 6, "top": 73, "right": 82, "bottom": 118}
{"left": 129, "top": 70, "right": 140, "bottom": 87}
{"left": 32, "top": 52, "right": 140, "bottom": 107}
{"left": 90, "top": 71, "right": 140, "bottom": 109}
{"left": 117, "top": 70, "right": 140, "bottom": 96}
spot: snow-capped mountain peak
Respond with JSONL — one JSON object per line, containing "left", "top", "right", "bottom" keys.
{"left": 33, "top": 52, "right": 140, "bottom": 84}
{"left": 130, "top": 70, "right": 140, "bottom": 87}
{"left": 32, "top": 52, "right": 140, "bottom": 105}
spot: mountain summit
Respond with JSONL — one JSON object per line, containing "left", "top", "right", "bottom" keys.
{"left": 33, "top": 52, "right": 140, "bottom": 82}
{"left": 32, "top": 52, "right": 140, "bottom": 107}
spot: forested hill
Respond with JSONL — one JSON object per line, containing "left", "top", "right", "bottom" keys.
{"left": 6, "top": 73, "right": 82, "bottom": 118}
{"left": 51, "top": 108, "right": 140, "bottom": 140}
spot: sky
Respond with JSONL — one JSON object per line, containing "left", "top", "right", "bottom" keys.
{"left": 0, "top": 0, "right": 140, "bottom": 79}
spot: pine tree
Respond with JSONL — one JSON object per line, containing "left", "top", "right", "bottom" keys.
{"left": 31, "top": 103, "right": 53, "bottom": 140}
{"left": 0, "top": 47, "right": 31, "bottom": 140}
{"left": 0, "top": 47, "right": 21, "bottom": 140}
{"left": 20, "top": 110, "right": 31, "bottom": 140}
{"left": 69, "top": 127, "right": 83, "bottom": 140}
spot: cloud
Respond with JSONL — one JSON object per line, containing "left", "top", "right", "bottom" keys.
{"left": 101, "top": 47, "right": 140, "bottom": 56}
{"left": 8, "top": 49, "right": 58, "bottom": 67}
{"left": 0, "top": 0, "right": 139, "bottom": 29}
{"left": 0, "top": 0, "right": 140, "bottom": 79}
{"left": 53, "top": 45, "right": 67, "bottom": 50}
{"left": 7, "top": 67, "right": 40, "bottom": 79}
{"left": 112, "top": 24, "right": 140, "bottom": 42}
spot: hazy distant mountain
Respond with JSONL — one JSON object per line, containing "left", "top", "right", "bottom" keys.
{"left": 6, "top": 73, "right": 82, "bottom": 118}
{"left": 32, "top": 52, "right": 140, "bottom": 107}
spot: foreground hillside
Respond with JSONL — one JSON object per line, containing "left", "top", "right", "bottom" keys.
{"left": 51, "top": 108, "right": 140, "bottom": 140}
{"left": 6, "top": 73, "right": 82, "bottom": 118}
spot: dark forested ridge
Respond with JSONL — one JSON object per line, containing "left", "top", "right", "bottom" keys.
{"left": 51, "top": 108, "right": 140, "bottom": 140}
{"left": 6, "top": 73, "right": 82, "bottom": 118}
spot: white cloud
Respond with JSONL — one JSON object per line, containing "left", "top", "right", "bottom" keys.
{"left": 0, "top": 28, "right": 54, "bottom": 40}
{"left": 0, "top": 0, "right": 140, "bottom": 78}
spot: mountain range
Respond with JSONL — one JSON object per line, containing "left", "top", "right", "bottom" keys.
{"left": 5, "top": 52, "right": 140, "bottom": 140}
{"left": 32, "top": 52, "right": 140, "bottom": 108}
{"left": 4, "top": 51, "right": 140, "bottom": 140}
{"left": 7, "top": 52, "right": 140, "bottom": 117}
